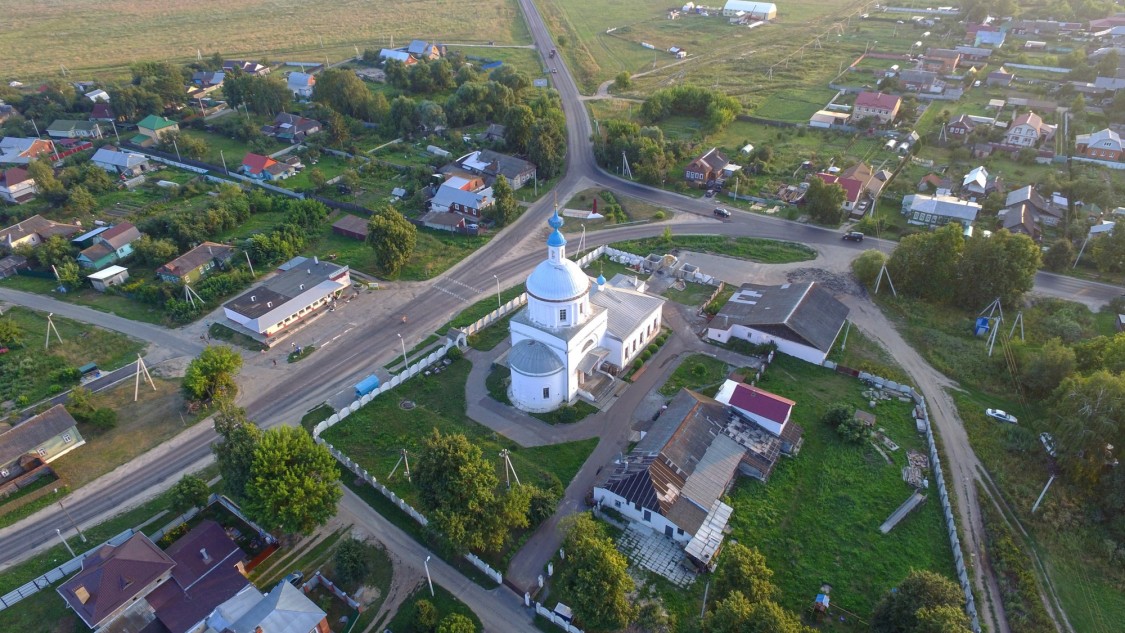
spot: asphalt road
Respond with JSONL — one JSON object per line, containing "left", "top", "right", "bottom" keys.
{"left": 1, "top": 1, "right": 1121, "bottom": 628}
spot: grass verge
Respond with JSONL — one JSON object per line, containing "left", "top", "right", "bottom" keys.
{"left": 612, "top": 235, "right": 816, "bottom": 264}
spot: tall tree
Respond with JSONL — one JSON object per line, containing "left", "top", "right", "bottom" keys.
{"left": 871, "top": 570, "right": 965, "bottom": 633}
{"left": 212, "top": 404, "right": 261, "bottom": 499}
{"left": 243, "top": 426, "right": 341, "bottom": 535}
{"left": 954, "top": 230, "right": 1041, "bottom": 308}
{"left": 131, "top": 236, "right": 179, "bottom": 266}
{"left": 1090, "top": 228, "right": 1125, "bottom": 273}
{"left": 712, "top": 542, "right": 778, "bottom": 604}
{"left": 414, "top": 430, "right": 531, "bottom": 552}
{"left": 527, "top": 119, "right": 565, "bottom": 179}
{"left": 805, "top": 177, "right": 846, "bottom": 224}
{"left": 559, "top": 513, "right": 635, "bottom": 631}
{"left": 1049, "top": 370, "right": 1125, "bottom": 486}
{"left": 488, "top": 175, "right": 519, "bottom": 227}
{"left": 503, "top": 104, "right": 534, "bottom": 154}
{"left": 852, "top": 249, "right": 888, "bottom": 288}
{"left": 886, "top": 223, "right": 964, "bottom": 303}
{"left": 1042, "top": 238, "right": 1074, "bottom": 272}
{"left": 437, "top": 614, "right": 477, "bottom": 633}
{"left": 183, "top": 345, "right": 243, "bottom": 402}
{"left": 65, "top": 185, "right": 97, "bottom": 216}
{"left": 708, "top": 594, "right": 811, "bottom": 633}
{"left": 914, "top": 605, "right": 973, "bottom": 633}
{"left": 1019, "top": 338, "right": 1076, "bottom": 399}
{"left": 27, "top": 158, "right": 63, "bottom": 201}
{"left": 312, "top": 68, "right": 375, "bottom": 120}
{"left": 170, "top": 475, "right": 210, "bottom": 511}
{"left": 366, "top": 205, "right": 417, "bottom": 277}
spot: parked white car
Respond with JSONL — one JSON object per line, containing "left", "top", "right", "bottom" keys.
{"left": 985, "top": 408, "right": 1018, "bottom": 424}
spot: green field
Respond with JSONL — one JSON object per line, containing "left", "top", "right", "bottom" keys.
{"left": 0, "top": 0, "right": 531, "bottom": 80}
{"left": 728, "top": 356, "right": 955, "bottom": 622}
{"left": 612, "top": 234, "right": 816, "bottom": 264}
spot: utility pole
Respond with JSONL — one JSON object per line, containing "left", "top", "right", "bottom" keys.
{"left": 172, "top": 138, "right": 182, "bottom": 162}
{"left": 398, "top": 333, "right": 408, "bottom": 370}
{"left": 56, "top": 528, "right": 75, "bottom": 557}
{"left": 424, "top": 556, "right": 434, "bottom": 596}
{"left": 493, "top": 275, "right": 501, "bottom": 309}
{"left": 134, "top": 354, "right": 156, "bottom": 402}
{"left": 244, "top": 251, "right": 255, "bottom": 276}
{"left": 45, "top": 313, "right": 62, "bottom": 350}
{"left": 57, "top": 493, "right": 87, "bottom": 543}
{"left": 220, "top": 149, "right": 229, "bottom": 175}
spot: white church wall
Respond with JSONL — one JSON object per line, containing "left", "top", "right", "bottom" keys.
{"left": 511, "top": 365, "right": 567, "bottom": 412}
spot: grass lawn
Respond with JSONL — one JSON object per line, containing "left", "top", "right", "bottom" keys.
{"left": 320, "top": 358, "right": 598, "bottom": 565}
{"left": 826, "top": 325, "right": 911, "bottom": 386}
{"left": 283, "top": 154, "right": 352, "bottom": 191}
{"left": 52, "top": 378, "right": 200, "bottom": 490}
{"left": 300, "top": 403, "right": 335, "bottom": 434}
{"left": 662, "top": 280, "right": 717, "bottom": 308}
{"left": 2, "top": 274, "right": 168, "bottom": 326}
{"left": 0, "top": 306, "right": 144, "bottom": 406}
{"left": 613, "top": 235, "right": 815, "bottom": 264}
{"left": 384, "top": 583, "right": 482, "bottom": 632}
{"left": 561, "top": 188, "right": 671, "bottom": 232}
{"left": 466, "top": 313, "right": 515, "bottom": 351}
{"left": 208, "top": 322, "right": 267, "bottom": 352}
{"left": 391, "top": 229, "right": 493, "bottom": 282}
{"left": 450, "top": 285, "right": 526, "bottom": 330}
{"left": 580, "top": 255, "right": 642, "bottom": 281}
{"left": 658, "top": 353, "right": 729, "bottom": 398}
{"left": 214, "top": 209, "right": 289, "bottom": 242}
{"left": 179, "top": 129, "right": 284, "bottom": 168}
{"left": 726, "top": 355, "right": 955, "bottom": 623}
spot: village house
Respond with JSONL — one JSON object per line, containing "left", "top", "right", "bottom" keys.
{"left": 57, "top": 520, "right": 255, "bottom": 633}
{"left": 131, "top": 115, "right": 179, "bottom": 147}
{"left": 815, "top": 172, "right": 865, "bottom": 214}
{"left": 156, "top": 242, "right": 235, "bottom": 284}
{"left": 202, "top": 580, "right": 329, "bottom": 633}
{"left": 223, "top": 60, "right": 271, "bottom": 76}
{"left": 0, "top": 104, "right": 17, "bottom": 124}
{"left": 918, "top": 173, "right": 954, "bottom": 195}
{"left": 0, "top": 167, "right": 36, "bottom": 204}
{"left": 955, "top": 46, "right": 993, "bottom": 62}
{"left": 407, "top": 40, "right": 443, "bottom": 60}
{"left": 975, "top": 30, "right": 1006, "bottom": 48}
{"left": 899, "top": 69, "right": 939, "bottom": 93}
{"left": 721, "top": 0, "right": 777, "bottom": 20}
{"left": 593, "top": 379, "right": 799, "bottom": 569}
{"left": 77, "top": 222, "right": 142, "bottom": 269}
{"left": 684, "top": 147, "right": 730, "bottom": 185}
{"left": 707, "top": 282, "right": 850, "bottom": 365}
{"left": 1, "top": 405, "right": 84, "bottom": 496}
{"left": 430, "top": 182, "right": 494, "bottom": 216}
{"left": 902, "top": 193, "right": 982, "bottom": 228}
{"left": 223, "top": 257, "right": 350, "bottom": 339}
{"left": 987, "top": 67, "right": 1015, "bottom": 87}
{"left": 923, "top": 48, "right": 961, "bottom": 74}
{"left": 1001, "top": 204, "right": 1041, "bottom": 241}
{"left": 809, "top": 110, "right": 851, "bottom": 129}
{"left": 946, "top": 114, "right": 977, "bottom": 137}
{"left": 287, "top": 72, "right": 316, "bottom": 99}
{"left": 379, "top": 49, "right": 416, "bottom": 64}
{"left": 1005, "top": 112, "right": 1054, "bottom": 148}
{"left": 190, "top": 71, "right": 225, "bottom": 90}
{"left": 0, "top": 214, "right": 80, "bottom": 250}
{"left": 452, "top": 149, "right": 536, "bottom": 189}
{"left": 961, "top": 165, "right": 994, "bottom": 198}
{"left": 89, "top": 103, "right": 116, "bottom": 122}
{"left": 260, "top": 113, "right": 321, "bottom": 144}
{"left": 91, "top": 146, "right": 151, "bottom": 178}
{"left": 46, "top": 119, "right": 103, "bottom": 140}
{"left": 1004, "top": 185, "right": 1063, "bottom": 227}
{"left": 0, "top": 137, "right": 56, "bottom": 165}
{"left": 851, "top": 91, "right": 901, "bottom": 125}
{"left": 240, "top": 153, "right": 297, "bottom": 181}
{"left": 478, "top": 123, "right": 507, "bottom": 143}
{"left": 1076, "top": 128, "right": 1123, "bottom": 161}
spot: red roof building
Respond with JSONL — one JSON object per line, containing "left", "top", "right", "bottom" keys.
{"left": 715, "top": 380, "right": 795, "bottom": 437}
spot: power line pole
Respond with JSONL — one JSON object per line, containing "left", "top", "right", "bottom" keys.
{"left": 45, "top": 313, "right": 62, "bottom": 350}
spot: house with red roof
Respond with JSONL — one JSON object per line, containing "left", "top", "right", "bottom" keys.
{"left": 815, "top": 173, "right": 864, "bottom": 213}
{"left": 715, "top": 379, "right": 797, "bottom": 440}
{"left": 851, "top": 91, "right": 901, "bottom": 125}
{"left": 240, "top": 153, "right": 296, "bottom": 182}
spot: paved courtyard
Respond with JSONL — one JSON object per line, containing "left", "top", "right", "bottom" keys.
{"left": 617, "top": 522, "right": 697, "bottom": 588}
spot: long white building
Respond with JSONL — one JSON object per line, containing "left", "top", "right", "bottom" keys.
{"left": 223, "top": 257, "right": 350, "bottom": 339}
{"left": 722, "top": 0, "right": 778, "bottom": 20}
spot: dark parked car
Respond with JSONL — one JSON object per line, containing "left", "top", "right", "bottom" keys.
{"left": 713, "top": 208, "right": 731, "bottom": 218}
{"left": 842, "top": 231, "right": 864, "bottom": 242}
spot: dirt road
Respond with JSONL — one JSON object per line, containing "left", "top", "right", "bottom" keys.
{"left": 840, "top": 293, "right": 1010, "bottom": 633}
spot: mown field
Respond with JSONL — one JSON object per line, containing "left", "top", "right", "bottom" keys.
{"left": 0, "top": 0, "right": 530, "bottom": 79}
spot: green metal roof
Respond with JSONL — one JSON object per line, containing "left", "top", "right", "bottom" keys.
{"left": 136, "top": 115, "right": 177, "bottom": 130}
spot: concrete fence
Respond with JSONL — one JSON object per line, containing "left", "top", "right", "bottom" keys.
{"left": 535, "top": 603, "right": 585, "bottom": 633}
{"left": 461, "top": 295, "right": 528, "bottom": 337}
{"left": 302, "top": 571, "right": 363, "bottom": 610}
{"left": 824, "top": 365, "right": 981, "bottom": 633}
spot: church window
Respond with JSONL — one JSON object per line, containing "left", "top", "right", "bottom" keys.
{"left": 559, "top": 309, "right": 567, "bottom": 322}
{"left": 543, "top": 387, "right": 550, "bottom": 399}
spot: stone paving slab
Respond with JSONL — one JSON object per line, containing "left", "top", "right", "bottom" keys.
{"left": 616, "top": 522, "right": 696, "bottom": 588}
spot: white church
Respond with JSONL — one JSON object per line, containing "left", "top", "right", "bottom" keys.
{"left": 507, "top": 209, "right": 666, "bottom": 412}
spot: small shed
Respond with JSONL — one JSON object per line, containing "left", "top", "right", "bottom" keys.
{"left": 331, "top": 214, "right": 369, "bottom": 241}
{"left": 87, "top": 265, "right": 129, "bottom": 292}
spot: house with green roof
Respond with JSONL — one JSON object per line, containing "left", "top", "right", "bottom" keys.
{"left": 132, "top": 115, "right": 179, "bottom": 147}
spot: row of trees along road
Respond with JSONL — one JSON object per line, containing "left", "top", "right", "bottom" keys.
{"left": 182, "top": 345, "right": 341, "bottom": 536}
{"left": 854, "top": 227, "right": 1125, "bottom": 564}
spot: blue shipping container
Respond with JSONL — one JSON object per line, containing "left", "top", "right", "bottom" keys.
{"left": 355, "top": 374, "right": 381, "bottom": 397}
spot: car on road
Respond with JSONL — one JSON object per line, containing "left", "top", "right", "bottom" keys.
{"left": 713, "top": 208, "right": 731, "bottom": 218}
{"left": 704, "top": 189, "right": 716, "bottom": 198}
{"left": 986, "top": 408, "right": 1018, "bottom": 424}
{"left": 551, "top": 68, "right": 558, "bottom": 73}
{"left": 1040, "top": 432, "right": 1057, "bottom": 457}
{"left": 842, "top": 231, "right": 864, "bottom": 242}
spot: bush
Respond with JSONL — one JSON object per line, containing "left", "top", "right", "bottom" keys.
{"left": 446, "top": 346, "right": 464, "bottom": 361}
{"left": 822, "top": 402, "right": 854, "bottom": 429}
{"left": 333, "top": 538, "right": 372, "bottom": 588}
{"left": 641, "top": 350, "right": 652, "bottom": 360}
{"left": 646, "top": 344, "right": 658, "bottom": 354}
{"left": 86, "top": 408, "right": 118, "bottom": 431}
{"left": 653, "top": 210, "right": 666, "bottom": 220}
